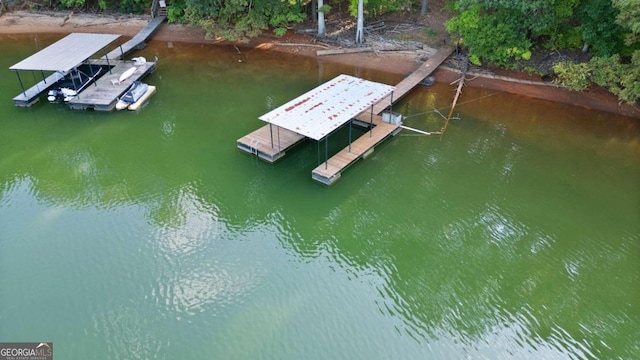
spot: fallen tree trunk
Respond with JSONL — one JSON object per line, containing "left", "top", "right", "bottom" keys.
{"left": 441, "top": 56, "right": 468, "bottom": 137}
{"left": 275, "top": 42, "right": 332, "bottom": 49}
{"left": 440, "top": 66, "right": 560, "bottom": 87}
{"left": 317, "top": 47, "right": 374, "bottom": 56}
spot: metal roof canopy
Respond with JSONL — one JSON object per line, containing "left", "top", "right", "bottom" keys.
{"left": 259, "top": 74, "right": 395, "bottom": 141}
{"left": 10, "top": 33, "right": 120, "bottom": 72}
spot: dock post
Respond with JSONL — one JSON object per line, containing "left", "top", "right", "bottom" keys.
{"left": 369, "top": 104, "right": 373, "bottom": 137}
{"left": 269, "top": 123, "right": 274, "bottom": 148}
{"left": 14, "top": 71, "right": 26, "bottom": 97}
{"left": 105, "top": 56, "right": 112, "bottom": 74}
{"left": 349, "top": 119, "right": 352, "bottom": 152}
{"left": 390, "top": 91, "right": 394, "bottom": 117}
{"left": 31, "top": 72, "right": 43, "bottom": 93}
{"left": 277, "top": 126, "right": 281, "bottom": 152}
{"left": 325, "top": 136, "right": 328, "bottom": 169}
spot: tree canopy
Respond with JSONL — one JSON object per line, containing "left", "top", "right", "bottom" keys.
{"left": 446, "top": 0, "right": 640, "bottom": 104}
{"left": 19, "top": 0, "right": 640, "bottom": 104}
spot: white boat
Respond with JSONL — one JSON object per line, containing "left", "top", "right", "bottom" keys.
{"left": 115, "top": 81, "right": 155, "bottom": 110}
{"left": 119, "top": 66, "right": 137, "bottom": 83}
{"left": 128, "top": 85, "right": 156, "bottom": 111}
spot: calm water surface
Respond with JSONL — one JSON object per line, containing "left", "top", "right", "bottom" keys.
{"left": 1, "top": 34, "right": 639, "bottom": 359}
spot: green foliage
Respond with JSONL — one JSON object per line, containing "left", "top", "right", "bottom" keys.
{"left": 590, "top": 51, "right": 640, "bottom": 104}
{"left": 447, "top": 3, "right": 532, "bottom": 66}
{"left": 612, "top": 0, "right": 640, "bottom": 45}
{"left": 549, "top": 25, "right": 583, "bottom": 50}
{"left": 183, "top": 0, "right": 305, "bottom": 41}
{"left": 348, "top": 0, "right": 412, "bottom": 17}
{"left": 319, "top": 4, "right": 331, "bottom": 13}
{"left": 118, "top": 0, "right": 146, "bottom": 13}
{"left": 554, "top": 50, "right": 640, "bottom": 104}
{"left": 167, "top": 6, "right": 184, "bottom": 23}
{"left": 57, "top": 0, "right": 85, "bottom": 9}
{"left": 448, "top": 0, "right": 638, "bottom": 68}
{"left": 553, "top": 62, "right": 591, "bottom": 90}
{"left": 577, "top": 0, "right": 625, "bottom": 57}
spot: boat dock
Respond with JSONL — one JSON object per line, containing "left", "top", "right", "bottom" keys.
{"left": 237, "top": 45, "right": 455, "bottom": 185}
{"left": 9, "top": 6, "right": 166, "bottom": 110}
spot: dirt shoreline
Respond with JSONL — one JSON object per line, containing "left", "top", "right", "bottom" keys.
{"left": 2, "top": 10, "right": 638, "bottom": 119}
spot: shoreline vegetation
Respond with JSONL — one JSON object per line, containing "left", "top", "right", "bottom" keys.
{"left": 1, "top": 9, "right": 639, "bottom": 119}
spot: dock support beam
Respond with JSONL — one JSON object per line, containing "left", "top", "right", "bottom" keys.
{"left": 369, "top": 104, "right": 374, "bottom": 137}
{"left": 348, "top": 119, "right": 352, "bottom": 152}
{"left": 14, "top": 71, "right": 26, "bottom": 97}
{"left": 325, "top": 136, "right": 328, "bottom": 169}
{"left": 269, "top": 123, "right": 274, "bottom": 148}
{"left": 277, "top": 126, "right": 281, "bottom": 152}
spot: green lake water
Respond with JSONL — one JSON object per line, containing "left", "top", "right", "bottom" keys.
{"left": 1, "top": 34, "right": 639, "bottom": 359}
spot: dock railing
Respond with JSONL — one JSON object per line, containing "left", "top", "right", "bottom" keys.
{"left": 151, "top": 0, "right": 167, "bottom": 18}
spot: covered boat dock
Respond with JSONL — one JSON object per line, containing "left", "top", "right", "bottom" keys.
{"left": 237, "top": 45, "right": 456, "bottom": 185}
{"left": 10, "top": 30, "right": 161, "bottom": 110}
{"left": 10, "top": 33, "right": 121, "bottom": 107}
{"left": 237, "top": 74, "right": 396, "bottom": 185}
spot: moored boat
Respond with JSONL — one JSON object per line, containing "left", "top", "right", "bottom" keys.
{"left": 116, "top": 81, "right": 155, "bottom": 110}
{"left": 128, "top": 85, "right": 156, "bottom": 111}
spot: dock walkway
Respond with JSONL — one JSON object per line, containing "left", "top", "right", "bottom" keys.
{"left": 104, "top": 15, "right": 166, "bottom": 60}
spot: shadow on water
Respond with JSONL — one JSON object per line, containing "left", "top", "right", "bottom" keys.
{"left": 1, "top": 34, "right": 639, "bottom": 359}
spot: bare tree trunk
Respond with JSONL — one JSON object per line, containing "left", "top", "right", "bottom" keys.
{"left": 312, "top": 0, "right": 317, "bottom": 23}
{"left": 421, "top": 0, "right": 428, "bottom": 16}
{"left": 318, "top": 0, "right": 325, "bottom": 37}
{"left": 355, "top": 0, "right": 365, "bottom": 44}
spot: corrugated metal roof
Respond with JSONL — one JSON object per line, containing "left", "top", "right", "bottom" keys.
{"left": 10, "top": 33, "right": 120, "bottom": 72}
{"left": 259, "top": 74, "right": 395, "bottom": 141}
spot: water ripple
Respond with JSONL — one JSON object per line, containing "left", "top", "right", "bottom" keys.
{"left": 92, "top": 305, "right": 167, "bottom": 360}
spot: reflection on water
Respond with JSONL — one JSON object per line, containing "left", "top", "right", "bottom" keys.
{"left": 0, "top": 34, "right": 638, "bottom": 359}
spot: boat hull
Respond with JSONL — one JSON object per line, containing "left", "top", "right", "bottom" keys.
{"left": 128, "top": 85, "right": 156, "bottom": 111}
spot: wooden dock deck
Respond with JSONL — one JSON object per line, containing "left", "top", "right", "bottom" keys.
{"left": 66, "top": 60, "right": 156, "bottom": 111}
{"left": 372, "top": 45, "right": 455, "bottom": 115}
{"left": 312, "top": 117, "right": 400, "bottom": 185}
{"left": 237, "top": 124, "right": 306, "bottom": 162}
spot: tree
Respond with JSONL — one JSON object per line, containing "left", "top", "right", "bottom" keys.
{"left": 355, "top": 0, "right": 365, "bottom": 44}
{"left": 446, "top": 0, "right": 587, "bottom": 66}
{"left": 182, "top": 0, "right": 305, "bottom": 41}
{"left": 577, "top": 0, "right": 625, "bottom": 57}
{"left": 421, "top": 0, "right": 428, "bottom": 16}
{"left": 612, "top": 0, "right": 640, "bottom": 45}
{"left": 318, "top": 0, "right": 326, "bottom": 38}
